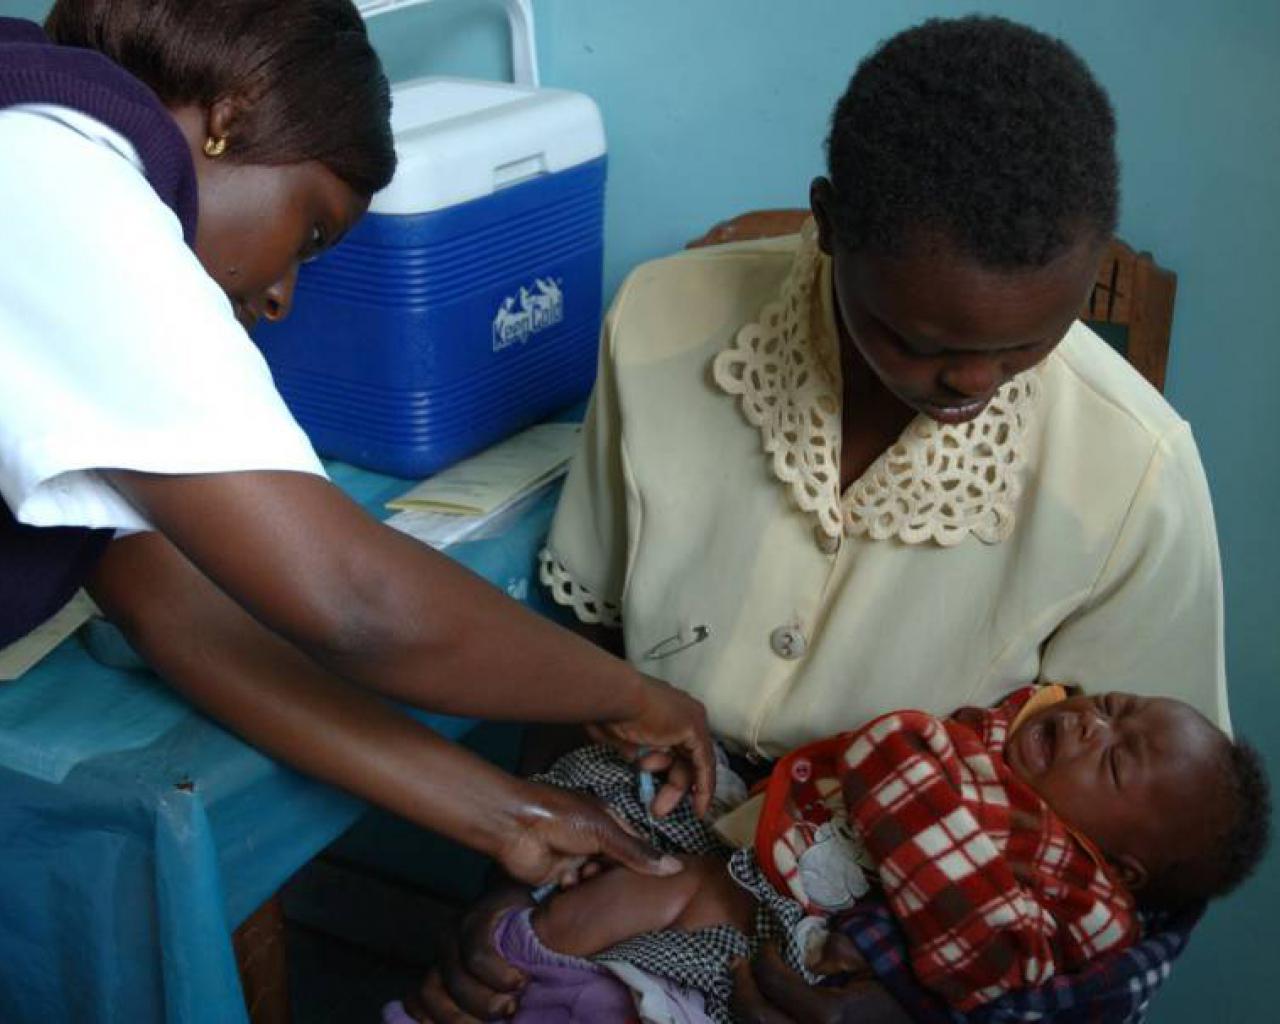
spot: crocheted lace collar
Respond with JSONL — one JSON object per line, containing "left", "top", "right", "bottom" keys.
{"left": 711, "top": 221, "right": 1041, "bottom": 548}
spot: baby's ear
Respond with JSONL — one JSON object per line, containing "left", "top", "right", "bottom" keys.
{"left": 1109, "top": 853, "right": 1149, "bottom": 892}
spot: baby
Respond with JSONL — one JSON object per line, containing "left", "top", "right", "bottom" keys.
{"left": 454, "top": 686, "right": 1270, "bottom": 1023}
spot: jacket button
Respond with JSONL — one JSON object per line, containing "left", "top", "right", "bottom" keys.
{"left": 769, "top": 624, "right": 808, "bottom": 660}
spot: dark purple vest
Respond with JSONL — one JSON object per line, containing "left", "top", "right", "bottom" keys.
{"left": 0, "top": 18, "right": 199, "bottom": 647}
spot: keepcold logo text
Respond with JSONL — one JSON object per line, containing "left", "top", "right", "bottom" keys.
{"left": 492, "top": 277, "right": 565, "bottom": 351}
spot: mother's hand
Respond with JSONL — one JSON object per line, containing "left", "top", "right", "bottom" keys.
{"left": 730, "top": 941, "right": 913, "bottom": 1024}
{"left": 406, "top": 886, "right": 531, "bottom": 1022}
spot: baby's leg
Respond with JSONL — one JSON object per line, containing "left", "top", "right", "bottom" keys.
{"left": 532, "top": 853, "right": 755, "bottom": 959}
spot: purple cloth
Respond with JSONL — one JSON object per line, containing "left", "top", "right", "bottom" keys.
{"left": 0, "top": 18, "right": 198, "bottom": 241}
{"left": 382, "top": 907, "right": 714, "bottom": 1024}
{"left": 0, "top": 17, "right": 199, "bottom": 647}
{"left": 488, "top": 907, "right": 638, "bottom": 1023}
{"left": 0, "top": 503, "right": 111, "bottom": 648}
{"left": 381, "top": 1000, "right": 417, "bottom": 1024}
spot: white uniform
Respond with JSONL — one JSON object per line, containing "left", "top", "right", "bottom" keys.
{"left": 0, "top": 105, "right": 323, "bottom": 535}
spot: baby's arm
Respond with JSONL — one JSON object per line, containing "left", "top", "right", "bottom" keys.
{"left": 532, "top": 853, "right": 755, "bottom": 958}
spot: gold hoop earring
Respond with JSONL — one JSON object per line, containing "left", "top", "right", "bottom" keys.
{"left": 203, "top": 135, "right": 228, "bottom": 158}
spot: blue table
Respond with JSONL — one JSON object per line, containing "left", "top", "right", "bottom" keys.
{"left": 0, "top": 463, "right": 561, "bottom": 1024}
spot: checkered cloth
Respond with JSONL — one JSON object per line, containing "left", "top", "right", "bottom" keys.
{"left": 837, "top": 898, "right": 1202, "bottom": 1023}
{"left": 535, "top": 746, "right": 813, "bottom": 1024}
{"left": 536, "top": 720, "right": 1180, "bottom": 1023}
{"left": 815, "top": 690, "right": 1138, "bottom": 1009}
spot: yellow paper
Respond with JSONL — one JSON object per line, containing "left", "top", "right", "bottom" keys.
{"left": 387, "top": 422, "right": 581, "bottom": 516}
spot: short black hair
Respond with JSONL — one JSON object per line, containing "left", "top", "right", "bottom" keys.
{"left": 825, "top": 16, "right": 1118, "bottom": 267}
{"left": 1145, "top": 737, "right": 1271, "bottom": 914}
{"left": 46, "top": 0, "right": 396, "bottom": 197}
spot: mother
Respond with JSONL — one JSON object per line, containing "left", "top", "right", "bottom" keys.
{"left": 415, "top": 16, "right": 1226, "bottom": 1022}
{"left": 0, "top": 0, "right": 715, "bottom": 891}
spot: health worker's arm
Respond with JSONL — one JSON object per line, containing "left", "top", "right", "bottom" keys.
{"left": 101, "top": 468, "right": 712, "bottom": 815}
{"left": 0, "top": 106, "right": 712, "bottom": 812}
{"left": 87, "top": 530, "right": 683, "bottom": 885}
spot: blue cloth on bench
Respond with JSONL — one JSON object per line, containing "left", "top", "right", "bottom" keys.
{"left": 0, "top": 461, "right": 561, "bottom": 1024}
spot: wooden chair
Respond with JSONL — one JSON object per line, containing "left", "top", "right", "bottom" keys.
{"left": 687, "top": 210, "right": 1177, "bottom": 393}
{"left": 1082, "top": 238, "right": 1177, "bottom": 392}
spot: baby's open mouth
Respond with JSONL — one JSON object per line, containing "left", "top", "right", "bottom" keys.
{"left": 1039, "top": 717, "right": 1058, "bottom": 767}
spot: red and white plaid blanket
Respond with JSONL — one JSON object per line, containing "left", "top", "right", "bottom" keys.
{"left": 754, "top": 687, "right": 1138, "bottom": 1009}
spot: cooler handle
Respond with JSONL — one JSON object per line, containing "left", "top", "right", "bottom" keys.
{"left": 356, "top": 0, "right": 540, "bottom": 88}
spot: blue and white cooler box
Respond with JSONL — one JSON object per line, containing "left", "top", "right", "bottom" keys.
{"left": 254, "top": 0, "right": 607, "bottom": 478}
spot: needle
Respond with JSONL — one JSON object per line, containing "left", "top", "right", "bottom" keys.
{"left": 531, "top": 881, "right": 556, "bottom": 903}
{"left": 635, "top": 746, "right": 659, "bottom": 845}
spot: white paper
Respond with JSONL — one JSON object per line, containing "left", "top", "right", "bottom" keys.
{"left": 386, "top": 477, "right": 560, "bottom": 550}
{"left": 387, "top": 422, "right": 580, "bottom": 516}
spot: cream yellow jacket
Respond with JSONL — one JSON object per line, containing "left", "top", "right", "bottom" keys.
{"left": 541, "top": 230, "right": 1227, "bottom": 756}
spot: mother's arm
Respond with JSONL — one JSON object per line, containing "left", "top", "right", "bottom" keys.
{"left": 730, "top": 941, "right": 914, "bottom": 1024}
{"left": 733, "top": 901, "right": 1203, "bottom": 1024}
{"left": 1038, "top": 421, "right": 1227, "bottom": 728}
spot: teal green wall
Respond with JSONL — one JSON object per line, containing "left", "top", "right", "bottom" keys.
{"left": 530, "top": 7, "right": 1280, "bottom": 1018}
{"left": 5, "top": 1, "right": 1276, "bottom": 1019}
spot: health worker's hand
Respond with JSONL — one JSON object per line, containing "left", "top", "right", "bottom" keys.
{"left": 587, "top": 675, "right": 715, "bottom": 818}
{"left": 496, "top": 779, "right": 683, "bottom": 889}
{"left": 730, "top": 940, "right": 914, "bottom": 1024}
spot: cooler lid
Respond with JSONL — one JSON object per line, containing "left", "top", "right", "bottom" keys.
{"left": 370, "top": 76, "right": 607, "bottom": 215}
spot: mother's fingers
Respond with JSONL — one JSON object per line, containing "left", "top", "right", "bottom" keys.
{"left": 407, "top": 965, "right": 492, "bottom": 1024}
{"left": 437, "top": 934, "right": 519, "bottom": 1020}
{"left": 811, "top": 930, "right": 872, "bottom": 978}
{"left": 749, "top": 944, "right": 916, "bottom": 1024}
{"left": 751, "top": 944, "right": 843, "bottom": 1022}
{"left": 456, "top": 902, "right": 527, "bottom": 994}
{"left": 729, "top": 956, "right": 797, "bottom": 1024}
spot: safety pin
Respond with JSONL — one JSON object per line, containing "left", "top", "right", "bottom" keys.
{"left": 642, "top": 624, "right": 712, "bottom": 661}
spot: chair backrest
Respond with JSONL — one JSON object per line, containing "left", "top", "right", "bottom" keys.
{"left": 687, "top": 211, "right": 1177, "bottom": 393}
{"left": 1083, "top": 239, "right": 1177, "bottom": 393}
